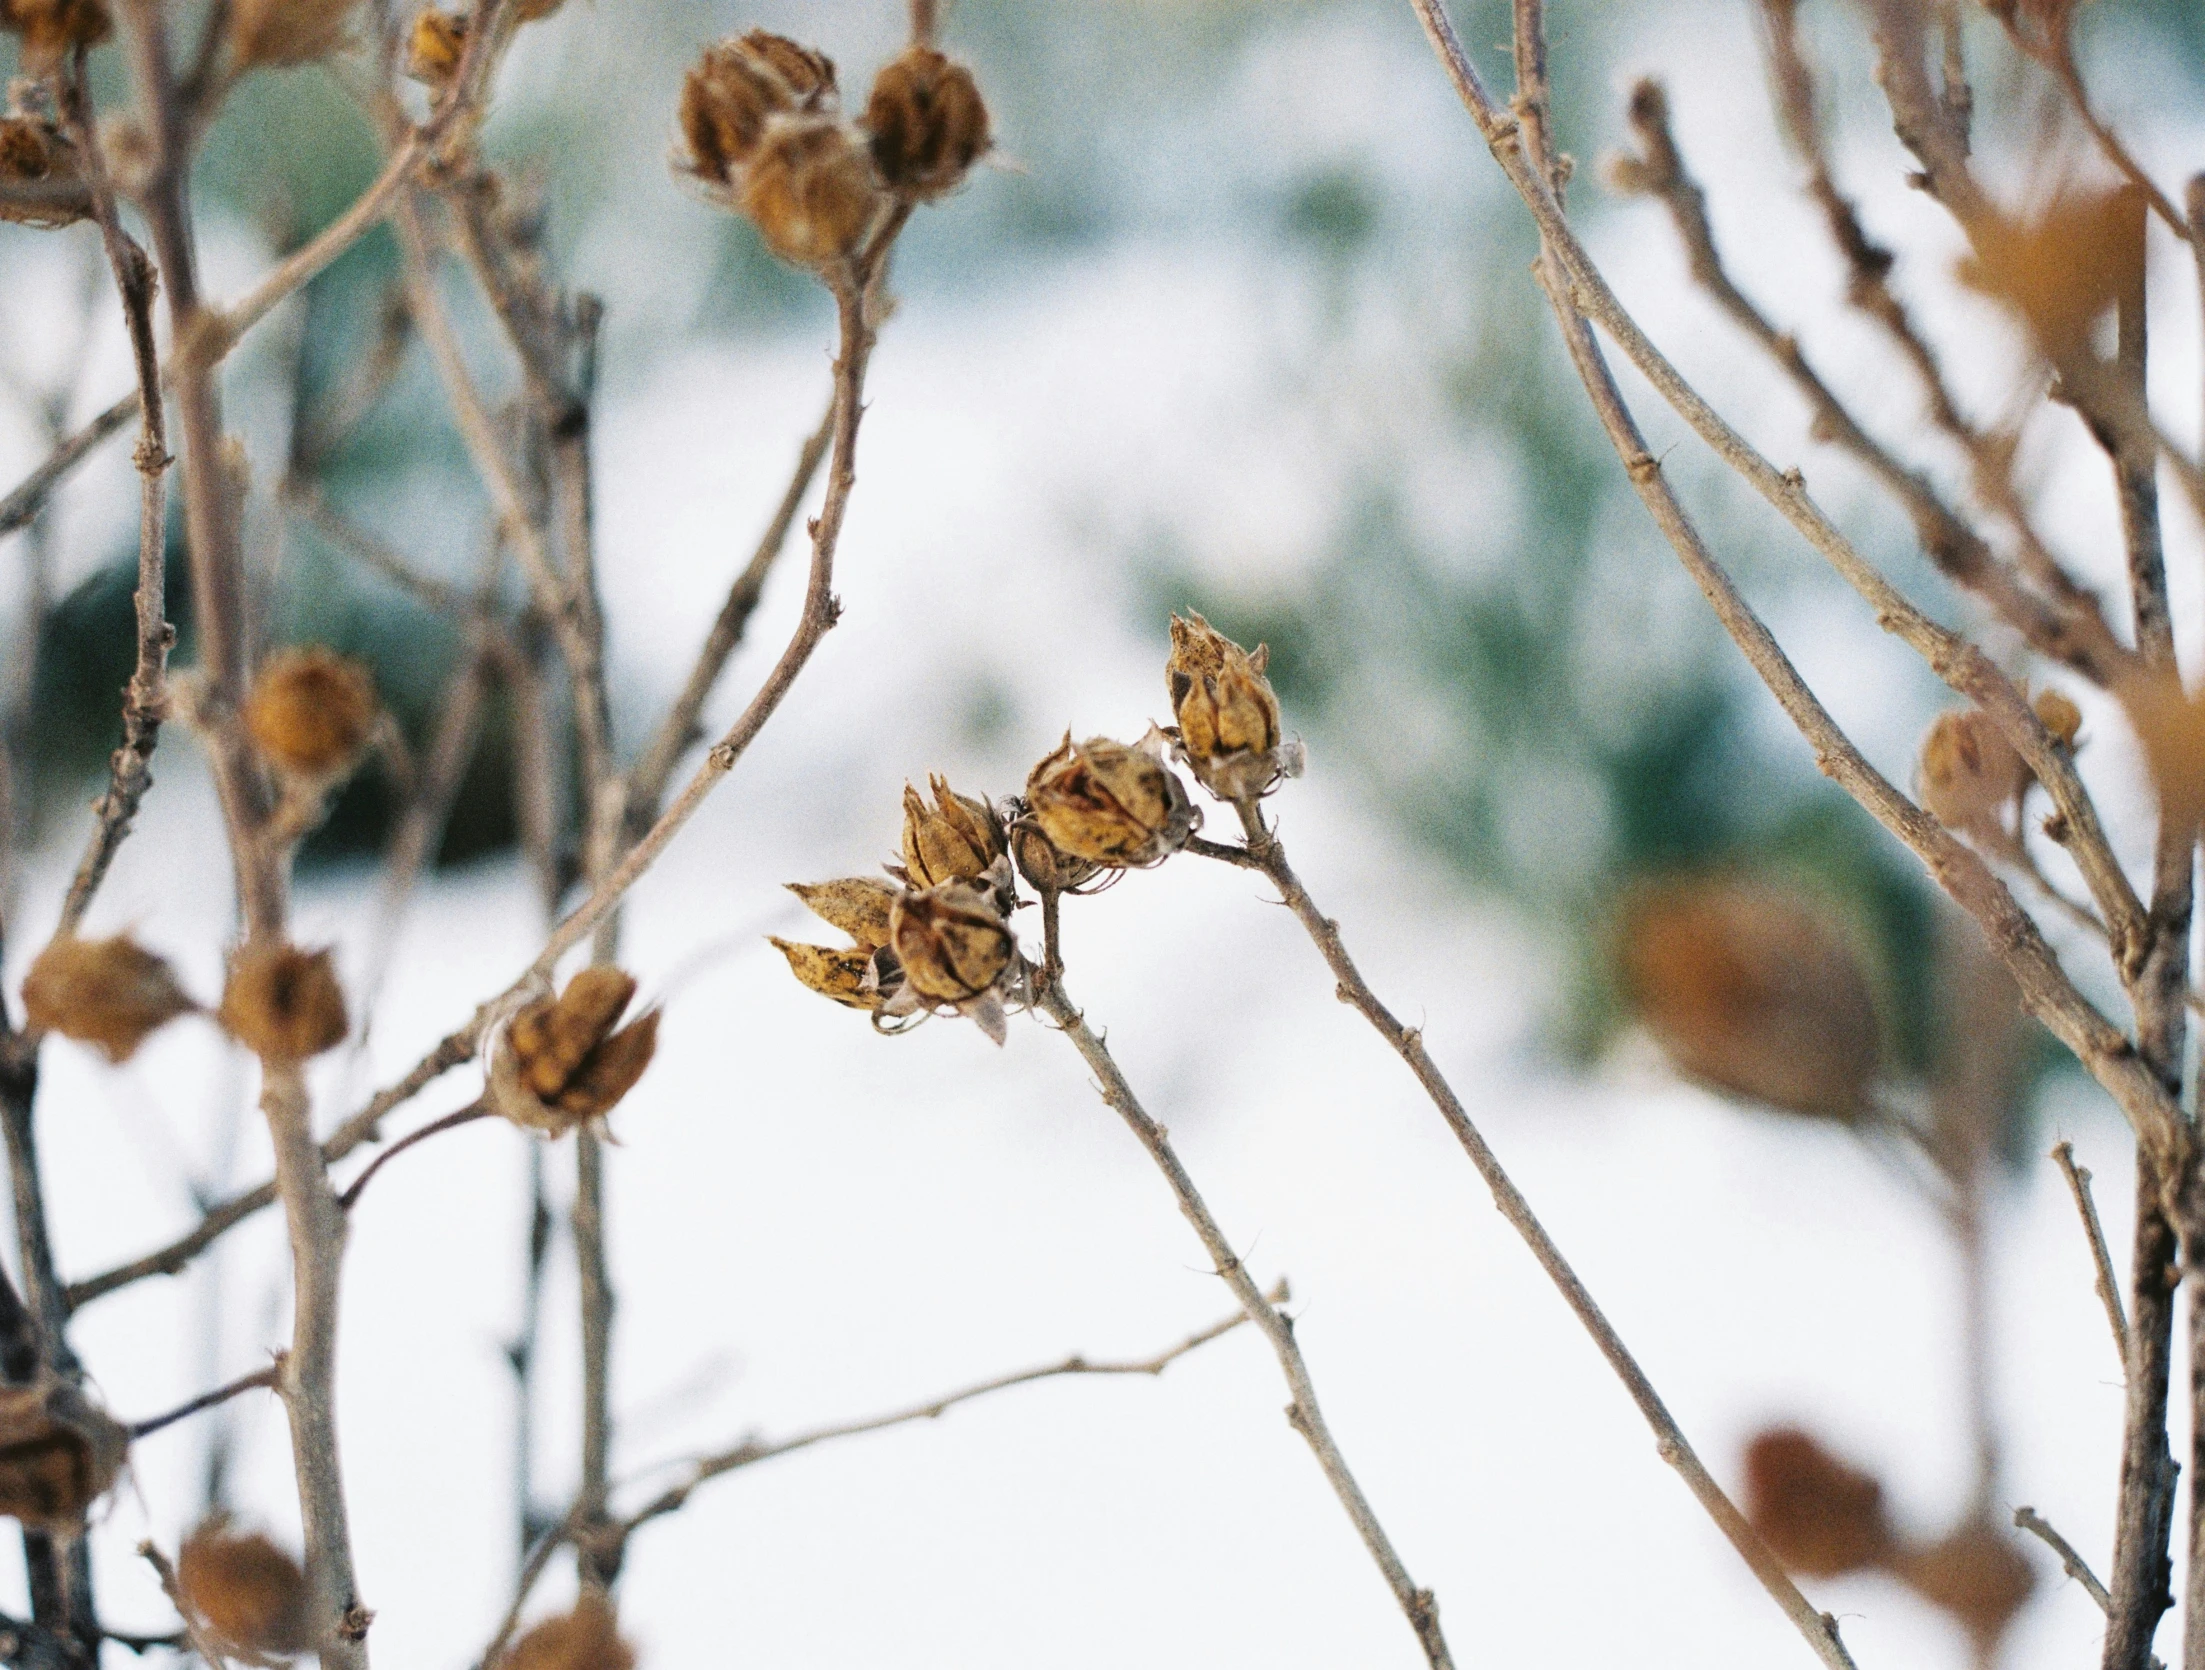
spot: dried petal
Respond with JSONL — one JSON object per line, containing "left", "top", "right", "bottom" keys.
{"left": 889, "top": 883, "right": 1013, "bottom": 1006}
{"left": 863, "top": 43, "right": 989, "bottom": 200}
{"left": 245, "top": 646, "right": 378, "bottom": 777}
{"left": 787, "top": 878, "right": 899, "bottom": 950}
{"left": 770, "top": 938, "right": 882, "bottom": 1011}
{"left": 22, "top": 935, "right": 195, "bottom": 1063}
{"left": 1026, "top": 734, "right": 1199, "bottom": 868}
{"left": 1742, "top": 1427, "right": 1893, "bottom": 1579}
{"left": 0, "top": 1380, "right": 128, "bottom": 1534}
{"left": 178, "top": 1517, "right": 314, "bottom": 1659}
{"left": 219, "top": 944, "right": 348, "bottom": 1061}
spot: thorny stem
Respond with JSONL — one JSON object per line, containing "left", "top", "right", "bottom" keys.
{"left": 1037, "top": 983, "right": 1457, "bottom": 1670}
{"left": 1215, "top": 799, "right": 1857, "bottom": 1670}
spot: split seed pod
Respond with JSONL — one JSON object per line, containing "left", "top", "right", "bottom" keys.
{"left": 1618, "top": 875, "right": 1883, "bottom": 1124}
{"left": 863, "top": 43, "right": 989, "bottom": 200}
{"left": 788, "top": 877, "right": 900, "bottom": 950}
{"left": 245, "top": 646, "right": 378, "bottom": 778}
{"left": 492, "top": 968, "right": 659, "bottom": 1135}
{"left": 677, "top": 30, "right": 837, "bottom": 188}
{"left": 404, "top": 8, "right": 464, "bottom": 85}
{"left": 177, "top": 1517, "right": 314, "bottom": 1660}
{"left": 219, "top": 944, "right": 349, "bottom": 1061}
{"left": 0, "top": 1379, "right": 128, "bottom": 1533}
{"left": 897, "top": 775, "right": 1007, "bottom": 895}
{"left": 770, "top": 937, "right": 883, "bottom": 1011}
{"left": 1893, "top": 1521, "right": 2036, "bottom": 1652}
{"left": 22, "top": 935, "right": 195, "bottom": 1063}
{"left": 228, "top": 0, "right": 356, "bottom": 69}
{"left": 1, "top": 0, "right": 111, "bottom": 76}
{"left": 1917, "top": 708, "right": 2026, "bottom": 838}
{"left": 1741, "top": 1427, "right": 1894, "bottom": 1579}
{"left": 737, "top": 116, "right": 881, "bottom": 270}
{"left": 890, "top": 884, "right": 1013, "bottom": 1007}
{"left": 1008, "top": 815, "right": 1103, "bottom": 897}
{"left": 1166, "top": 612, "right": 1298, "bottom": 801}
{"left": 1026, "top": 734, "right": 1199, "bottom": 868}
{"left": 497, "top": 1593, "right": 635, "bottom": 1670}
{"left": 0, "top": 113, "right": 90, "bottom": 229}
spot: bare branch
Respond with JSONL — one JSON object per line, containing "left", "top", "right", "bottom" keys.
{"left": 128, "top": 1363, "right": 282, "bottom": 1440}
{"left": 2052, "top": 1141, "right": 2131, "bottom": 1362}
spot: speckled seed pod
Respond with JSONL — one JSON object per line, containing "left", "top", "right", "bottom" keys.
{"left": 1, "top": 0, "right": 111, "bottom": 75}
{"left": 497, "top": 1594, "right": 635, "bottom": 1670}
{"left": 177, "top": 1518, "right": 315, "bottom": 1659}
{"left": 22, "top": 935, "right": 195, "bottom": 1063}
{"left": 1025, "top": 734, "right": 1198, "bottom": 868}
{"left": 863, "top": 43, "right": 988, "bottom": 200}
{"left": 244, "top": 646, "right": 378, "bottom": 777}
{"left": 1008, "top": 816, "right": 1103, "bottom": 897}
{"left": 677, "top": 29, "right": 836, "bottom": 188}
{"left": 898, "top": 776, "right": 1004, "bottom": 890}
{"left": 737, "top": 116, "right": 882, "bottom": 270}
{"left": 787, "top": 877, "right": 899, "bottom": 951}
{"left": 0, "top": 1380, "right": 129, "bottom": 1534}
{"left": 769, "top": 937, "right": 882, "bottom": 1011}
{"left": 1916, "top": 708, "right": 2026, "bottom": 837}
{"left": 0, "top": 115, "right": 89, "bottom": 229}
{"left": 888, "top": 883, "right": 1012, "bottom": 1006}
{"left": 493, "top": 968, "right": 659, "bottom": 1134}
{"left": 228, "top": 0, "right": 356, "bottom": 69}
{"left": 219, "top": 944, "right": 349, "bottom": 1061}
{"left": 1741, "top": 1428, "right": 1893, "bottom": 1579}
{"left": 404, "top": 7, "right": 464, "bottom": 85}
{"left": 1166, "top": 612, "right": 1288, "bottom": 800}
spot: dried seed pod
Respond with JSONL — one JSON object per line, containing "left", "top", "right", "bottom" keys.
{"left": 1741, "top": 1427, "right": 1893, "bottom": 1579}
{"left": 492, "top": 968, "right": 659, "bottom": 1135}
{"left": 219, "top": 944, "right": 349, "bottom": 1061}
{"left": 0, "top": 1380, "right": 128, "bottom": 1533}
{"left": 245, "top": 646, "right": 378, "bottom": 777}
{"left": 1893, "top": 1522, "right": 2036, "bottom": 1651}
{"left": 2128, "top": 675, "right": 2205, "bottom": 830}
{"left": 1957, "top": 186, "right": 2144, "bottom": 360}
{"left": 889, "top": 883, "right": 1013, "bottom": 1006}
{"left": 497, "top": 1594, "right": 635, "bottom": 1670}
{"left": 1917, "top": 708, "right": 2026, "bottom": 837}
{"left": 404, "top": 7, "right": 464, "bottom": 85}
{"left": 677, "top": 29, "right": 836, "bottom": 188}
{"left": 1008, "top": 816, "right": 1103, "bottom": 897}
{"left": 770, "top": 937, "right": 882, "bottom": 1011}
{"left": 898, "top": 775, "right": 1005, "bottom": 890}
{"left": 2032, "top": 687, "right": 2081, "bottom": 750}
{"left": 228, "top": 0, "right": 355, "bottom": 68}
{"left": 178, "top": 1517, "right": 314, "bottom": 1659}
{"left": 1026, "top": 734, "right": 1199, "bottom": 868}
{"left": 738, "top": 116, "right": 882, "bottom": 270}
{"left": 21, "top": 934, "right": 195, "bottom": 1063}
{"left": 1618, "top": 875, "right": 1883, "bottom": 1124}
{"left": 1166, "top": 612, "right": 1297, "bottom": 801}
{"left": 863, "top": 43, "right": 988, "bottom": 200}
{"left": 0, "top": 112, "right": 90, "bottom": 229}
{"left": 788, "top": 878, "right": 899, "bottom": 950}
{"left": 1, "top": 0, "right": 111, "bottom": 75}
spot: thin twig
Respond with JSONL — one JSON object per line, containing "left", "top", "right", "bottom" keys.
{"left": 2016, "top": 1506, "right": 2113, "bottom": 1611}
{"left": 2052, "top": 1141, "right": 2130, "bottom": 1362}
{"left": 337, "top": 1103, "right": 490, "bottom": 1211}
{"left": 128, "top": 1363, "right": 281, "bottom": 1440}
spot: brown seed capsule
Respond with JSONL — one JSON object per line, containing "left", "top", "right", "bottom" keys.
{"left": 770, "top": 937, "right": 882, "bottom": 1011}
{"left": 1008, "top": 816, "right": 1103, "bottom": 897}
{"left": 788, "top": 878, "right": 899, "bottom": 951}
{"left": 1741, "top": 1427, "right": 1893, "bottom": 1579}
{"left": 1167, "top": 612, "right": 1291, "bottom": 800}
{"left": 2032, "top": 687, "right": 2082, "bottom": 750}
{"left": 1957, "top": 186, "right": 2144, "bottom": 360}
{"left": 1917, "top": 708, "right": 2025, "bottom": 838}
{"left": 1618, "top": 875, "right": 1883, "bottom": 1124}
{"left": 1893, "top": 1521, "right": 2036, "bottom": 1650}
{"left": 677, "top": 30, "right": 837, "bottom": 188}
{"left": 898, "top": 776, "right": 1005, "bottom": 890}
{"left": 889, "top": 883, "right": 1013, "bottom": 1006}
{"left": 0, "top": 113, "right": 89, "bottom": 229}
{"left": 493, "top": 968, "right": 659, "bottom": 1135}
{"left": 2128, "top": 675, "right": 2205, "bottom": 830}
{"left": 863, "top": 43, "right": 989, "bottom": 200}
{"left": 1026, "top": 734, "right": 1199, "bottom": 868}
{"left": 1, "top": 0, "right": 111, "bottom": 76}
{"left": 219, "top": 943, "right": 349, "bottom": 1061}
{"left": 497, "top": 1594, "right": 635, "bottom": 1670}
{"left": 177, "top": 1517, "right": 314, "bottom": 1659}
{"left": 228, "top": 0, "right": 356, "bottom": 69}
{"left": 404, "top": 7, "right": 464, "bottom": 85}
{"left": 738, "top": 116, "right": 882, "bottom": 270}
{"left": 245, "top": 646, "right": 378, "bottom": 777}
{"left": 0, "top": 1379, "right": 128, "bottom": 1534}
{"left": 21, "top": 934, "right": 195, "bottom": 1064}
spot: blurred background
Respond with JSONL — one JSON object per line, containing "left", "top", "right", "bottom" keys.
{"left": 4, "top": 0, "right": 2205, "bottom": 1663}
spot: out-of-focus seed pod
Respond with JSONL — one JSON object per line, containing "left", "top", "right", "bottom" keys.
{"left": 1893, "top": 1522, "right": 2036, "bottom": 1652}
{"left": 219, "top": 944, "right": 349, "bottom": 1061}
{"left": 512, "top": 0, "right": 562, "bottom": 20}
{"left": 0, "top": 113, "right": 90, "bottom": 229}
{"left": 404, "top": 7, "right": 464, "bottom": 86}
{"left": 1166, "top": 612, "right": 1297, "bottom": 801}
{"left": 2032, "top": 687, "right": 2082, "bottom": 751}
{"left": 1957, "top": 186, "right": 2143, "bottom": 361}
{"left": 497, "top": 1594, "right": 635, "bottom": 1670}
{"left": 770, "top": 937, "right": 882, "bottom": 1011}
{"left": 1618, "top": 875, "right": 1882, "bottom": 1124}
{"left": 1, "top": 0, "right": 111, "bottom": 76}
{"left": 492, "top": 968, "right": 659, "bottom": 1135}
{"left": 2126, "top": 674, "right": 2205, "bottom": 832}
{"left": 229, "top": 0, "right": 356, "bottom": 69}
{"left": 738, "top": 116, "right": 881, "bottom": 270}
{"left": 677, "top": 30, "right": 836, "bottom": 188}
{"left": 788, "top": 877, "right": 899, "bottom": 950}
{"left": 1026, "top": 734, "right": 1199, "bottom": 868}
{"left": 1916, "top": 708, "right": 2025, "bottom": 838}
{"left": 22, "top": 935, "right": 195, "bottom": 1063}
{"left": 863, "top": 43, "right": 988, "bottom": 200}
{"left": 898, "top": 776, "right": 1005, "bottom": 891}
{"left": 890, "top": 883, "right": 1013, "bottom": 1007}
{"left": 245, "top": 646, "right": 378, "bottom": 778}
{"left": 0, "top": 1380, "right": 128, "bottom": 1534}
{"left": 1741, "top": 1427, "right": 1894, "bottom": 1579}
{"left": 178, "top": 1517, "right": 314, "bottom": 1659}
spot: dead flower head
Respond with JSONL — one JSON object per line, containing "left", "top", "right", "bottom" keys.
{"left": 737, "top": 116, "right": 882, "bottom": 271}
{"left": 895, "top": 774, "right": 1012, "bottom": 908}
{"left": 678, "top": 29, "right": 837, "bottom": 187}
{"left": 0, "top": 1379, "right": 128, "bottom": 1534}
{"left": 1, "top": 0, "right": 111, "bottom": 76}
{"left": 178, "top": 1516, "right": 314, "bottom": 1662}
{"left": 1165, "top": 612, "right": 1302, "bottom": 802}
{"left": 1742, "top": 1427, "right": 1894, "bottom": 1579}
{"left": 1957, "top": 185, "right": 2144, "bottom": 362}
{"left": 492, "top": 967, "right": 660, "bottom": 1136}
{"left": 887, "top": 881, "right": 1017, "bottom": 1044}
{"left": 229, "top": 0, "right": 357, "bottom": 70}
{"left": 863, "top": 43, "right": 989, "bottom": 201}
{"left": 1618, "top": 875, "right": 1884, "bottom": 1124}
{"left": 1026, "top": 733, "right": 1199, "bottom": 868}
{"left": 1917, "top": 707, "right": 2027, "bottom": 839}
{"left": 404, "top": 7, "right": 464, "bottom": 86}
{"left": 245, "top": 646, "right": 379, "bottom": 778}
{"left": 0, "top": 107, "right": 89, "bottom": 229}
{"left": 22, "top": 934, "right": 196, "bottom": 1063}
{"left": 219, "top": 943, "right": 349, "bottom": 1061}
{"left": 497, "top": 1593, "right": 635, "bottom": 1670}
{"left": 1892, "top": 1521, "right": 2037, "bottom": 1653}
